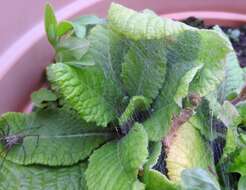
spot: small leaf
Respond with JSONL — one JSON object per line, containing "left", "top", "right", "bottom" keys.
{"left": 222, "top": 128, "right": 238, "bottom": 159}
{"left": 237, "top": 101, "right": 246, "bottom": 124}
{"left": 119, "top": 96, "right": 151, "bottom": 126}
{"left": 229, "top": 148, "right": 246, "bottom": 175}
{"left": 0, "top": 159, "right": 87, "bottom": 190}
{"left": 144, "top": 141, "right": 162, "bottom": 169}
{"left": 55, "top": 37, "right": 90, "bottom": 62}
{"left": 74, "top": 15, "right": 105, "bottom": 26}
{"left": 72, "top": 23, "right": 86, "bottom": 38}
{"left": 174, "top": 64, "right": 203, "bottom": 107}
{"left": 143, "top": 169, "right": 179, "bottom": 190}
{"left": 85, "top": 123, "right": 148, "bottom": 190}
{"left": 44, "top": 3, "right": 57, "bottom": 46}
{"left": 0, "top": 108, "right": 113, "bottom": 166}
{"left": 31, "top": 88, "right": 57, "bottom": 108}
{"left": 238, "top": 176, "right": 246, "bottom": 190}
{"left": 64, "top": 53, "right": 95, "bottom": 68}
{"left": 56, "top": 20, "right": 73, "bottom": 37}
{"left": 143, "top": 104, "right": 179, "bottom": 141}
{"left": 181, "top": 168, "right": 221, "bottom": 190}
{"left": 218, "top": 101, "right": 241, "bottom": 127}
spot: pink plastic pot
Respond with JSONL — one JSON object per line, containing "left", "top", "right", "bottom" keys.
{"left": 1, "top": 0, "right": 246, "bottom": 114}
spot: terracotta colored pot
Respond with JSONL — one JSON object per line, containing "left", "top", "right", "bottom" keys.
{"left": 1, "top": 0, "right": 246, "bottom": 114}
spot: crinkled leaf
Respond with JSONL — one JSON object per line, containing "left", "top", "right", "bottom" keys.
{"left": 121, "top": 39, "right": 167, "bottom": 101}
{"left": 181, "top": 168, "right": 221, "bottom": 190}
{"left": 166, "top": 118, "right": 213, "bottom": 182}
{"left": 85, "top": 123, "right": 148, "bottom": 190}
{"left": 0, "top": 108, "right": 113, "bottom": 166}
{"left": 143, "top": 169, "right": 179, "bottom": 190}
{"left": 119, "top": 96, "right": 151, "bottom": 126}
{"left": 31, "top": 88, "right": 57, "bottom": 108}
{"left": 144, "top": 142, "right": 162, "bottom": 169}
{"left": 108, "top": 3, "right": 193, "bottom": 40}
{"left": 44, "top": 3, "right": 57, "bottom": 46}
{"left": 47, "top": 63, "right": 121, "bottom": 127}
{"left": 55, "top": 37, "right": 90, "bottom": 62}
{"left": 0, "top": 159, "right": 87, "bottom": 190}
{"left": 229, "top": 148, "right": 246, "bottom": 175}
{"left": 238, "top": 176, "right": 246, "bottom": 190}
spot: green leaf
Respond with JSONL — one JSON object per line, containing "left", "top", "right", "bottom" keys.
{"left": 223, "top": 127, "right": 238, "bottom": 159}
{"left": 0, "top": 159, "right": 87, "bottom": 190}
{"left": 237, "top": 101, "right": 246, "bottom": 124}
{"left": 121, "top": 39, "right": 167, "bottom": 101}
{"left": 174, "top": 64, "right": 203, "bottom": 107}
{"left": 238, "top": 176, "right": 246, "bottom": 190}
{"left": 85, "top": 123, "right": 148, "bottom": 190}
{"left": 229, "top": 148, "right": 246, "bottom": 175}
{"left": 218, "top": 101, "right": 241, "bottom": 127}
{"left": 44, "top": 3, "right": 57, "bottom": 46}
{"left": 0, "top": 108, "right": 113, "bottom": 166}
{"left": 143, "top": 169, "right": 179, "bottom": 190}
{"left": 119, "top": 96, "right": 151, "bottom": 126}
{"left": 144, "top": 28, "right": 230, "bottom": 141}
{"left": 181, "top": 168, "right": 221, "bottom": 190}
{"left": 55, "top": 37, "right": 90, "bottom": 62}
{"left": 74, "top": 15, "right": 105, "bottom": 26}
{"left": 213, "top": 26, "right": 244, "bottom": 100}
{"left": 72, "top": 23, "right": 86, "bottom": 38}
{"left": 47, "top": 63, "right": 121, "bottom": 127}
{"left": 88, "top": 25, "right": 127, "bottom": 113}
{"left": 205, "top": 26, "right": 244, "bottom": 117}
{"left": 188, "top": 101, "right": 214, "bottom": 140}
{"left": 31, "top": 88, "right": 57, "bottom": 108}
{"left": 88, "top": 25, "right": 128, "bottom": 82}
{"left": 72, "top": 15, "right": 105, "bottom": 38}
{"left": 166, "top": 118, "right": 213, "bottom": 182}
{"left": 144, "top": 142, "right": 162, "bottom": 169}
{"left": 108, "top": 3, "right": 193, "bottom": 40}
{"left": 188, "top": 30, "right": 230, "bottom": 96}
{"left": 56, "top": 20, "right": 73, "bottom": 37}
{"left": 143, "top": 104, "right": 179, "bottom": 141}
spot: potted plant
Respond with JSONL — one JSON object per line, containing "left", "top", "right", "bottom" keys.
{"left": 0, "top": 3, "right": 245, "bottom": 190}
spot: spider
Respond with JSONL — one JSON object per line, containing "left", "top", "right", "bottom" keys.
{"left": 0, "top": 120, "right": 40, "bottom": 169}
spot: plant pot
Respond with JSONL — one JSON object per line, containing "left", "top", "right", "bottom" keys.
{"left": 1, "top": 0, "right": 246, "bottom": 115}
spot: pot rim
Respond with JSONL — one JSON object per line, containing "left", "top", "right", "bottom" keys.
{"left": 2, "top": 10, "right": 246, "bottom": 81}
{"left": 164, "top": 11, "right": 246, "bottom": 21}
{"left": 1, "top": 9, "right": 246, "bottom": 113}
